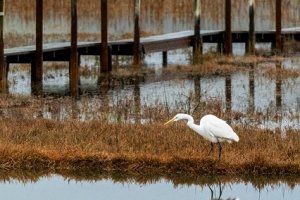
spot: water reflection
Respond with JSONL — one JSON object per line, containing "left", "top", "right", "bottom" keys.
{"left": 0, "top": 171, "right": 299, "bottom": 200}
{"left": 2, "top": 54, "right": 300, "bottom": 131}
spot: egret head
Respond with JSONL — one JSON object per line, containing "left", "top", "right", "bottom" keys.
{"left": 164, "top": 114, "right": 186, "bottom": 125}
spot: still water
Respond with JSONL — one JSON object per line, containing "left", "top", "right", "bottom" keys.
{"left": 2, "top": 1, "right": 300, "bottom": 198}
{"left": 1, "top": 175, "right": 300, "bottom": 200}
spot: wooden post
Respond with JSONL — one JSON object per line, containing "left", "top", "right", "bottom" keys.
{"left": 276, "top": 0, "right": 282, "bottom": 55}
{"left": 248, "top": 0, "right": 255, "bottom": 54}
{"left": 193, "top": 0, "right": 202, "bottom": 64}
{"left": 101, "top": 0, "right": 109, "bottom": 73}
{"left": 133, "top": 0, "right": 141, "bottom": 66}
{"left": 70, "top": 0, "right": 78, "bottom": 97}
{"left": 224, "top": 0, "right": 232, "bottom": 55}
{"left": 34, "top": 0, "right": 43, "bottom": 92}
{"left": 0, "top": 0, "right": 5, "bottom": 82}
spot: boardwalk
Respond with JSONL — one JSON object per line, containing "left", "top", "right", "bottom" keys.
{"left": 5, "top": 27, "right": 300, "bottom": 64}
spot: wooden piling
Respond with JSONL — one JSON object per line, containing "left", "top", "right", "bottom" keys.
{"left": 0, "top": 0, "right": 5, "bottom": 82}
{"left": 276, "top": 0, "right": 282, "bottom": 55}
{"left": 248, "top": 0, "right": 255, "bottom": 54}
{"left": 101, "top": 0, "right": 109, "bottom": 73}
{"left": 193, "top": 0, "right": 202, "bottom": 64}
{"left": 70, "top": 0, "right": 78, "bottom": 97}
{"left": 133, "top": 0, "right": 141, "bottom": 66}
{"left": 224, "top": 0, "right": 232, "bottom": 55}
{"left": 35, "top": 0, "right": 43, "bottom": 88}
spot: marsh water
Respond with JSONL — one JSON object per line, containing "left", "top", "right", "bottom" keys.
{"left": 1, "top": 174, "right": 300, "bottom": 200}
{"left": 2, "top": 0, "right": 300, "bottom": 199}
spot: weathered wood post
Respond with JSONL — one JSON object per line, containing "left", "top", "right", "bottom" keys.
{"left": 33, "top": 0, "right": 43, "bottom": 93}
{"left": 0, "top": 0, "right": 5, "bottom": 82}
{"left": 224, "top": 0, "right": 232, "bottom": 55}
{"left": 70, "top": 0, "right": 79, "bottom": 97}
{"left": 247, "top": 0, "right": 255, "bottom": 54}
{"left": 193, "top": 0, "right": 202, "bottom": 64}
{"left": 101, "top": 0, "right": 109, "bottom": 73}
{"left": 133, "top": 0, "right": 141, "bottom": 66}
{"left": 276, "top": 0, "right": 282, "bottom": 55}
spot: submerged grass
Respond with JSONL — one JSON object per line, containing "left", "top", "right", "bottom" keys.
{"left": 0, "top": 116, "right": 299, "bottom": 175}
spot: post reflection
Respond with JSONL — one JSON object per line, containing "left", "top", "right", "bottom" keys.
{"left": 99, "top": 73, "right": 110, "bottom": 115}
{"left": 0, "top": 79, "right": 7, "bottom": 94}
{"left": 134, "top": 72, "right": 141, "bottom": 123}
{"left": 249, "top": 63, "right": 255, "bottom": 113}
{"left": 225, "top": 74, "right": 232, "bottom": 122}
{"left": 275, "top": 62, "right": 282, "bottom": 109}
{"left": 194, "top": 75, "right": 201, "bottom": 113}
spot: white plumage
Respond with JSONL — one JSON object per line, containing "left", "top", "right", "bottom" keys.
{"left": 164, "top": 113, "right": 239, "bottom": 161}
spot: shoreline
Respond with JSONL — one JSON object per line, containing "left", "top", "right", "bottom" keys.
{"left": 0, "top": 118, "right": 299, "bottom": 175}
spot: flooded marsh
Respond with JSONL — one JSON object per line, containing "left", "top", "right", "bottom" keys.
{"left": 1, "top": 0, "right": 300, "bottom": 199}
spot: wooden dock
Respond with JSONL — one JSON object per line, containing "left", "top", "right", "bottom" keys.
{"left": 0, "top": 0, "right": 300, "bottom": 97}
{"left": 5, "top": 28, "right": 300, "bottom": 64}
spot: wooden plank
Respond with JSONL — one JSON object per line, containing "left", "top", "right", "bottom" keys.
{"left": 142, "top": 38, "right": 191, "bottom": 54}
{"left": 2, "top": 28, "right": 300, "bottom": 65}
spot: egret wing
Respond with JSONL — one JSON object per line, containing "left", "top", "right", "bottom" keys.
{"left": 201, "top": 115, "right": 238, "bottom": 141}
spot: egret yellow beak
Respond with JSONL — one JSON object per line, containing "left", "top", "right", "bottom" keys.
{"left": 164, "top": 117, "right": 175, "bottom": 126}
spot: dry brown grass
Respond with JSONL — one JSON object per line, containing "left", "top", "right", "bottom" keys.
{"left": 0, "top": 115, "right": 299, "bottom": 176}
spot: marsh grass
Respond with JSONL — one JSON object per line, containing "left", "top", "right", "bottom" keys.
{"left": 1, "top": 73, "right": 300, "bottom": 176}
{"left": 0, "top": 86, "right": 300, "bottom": 175}
{"left": 0, "top": 115, "right": 299, "bottom": 176}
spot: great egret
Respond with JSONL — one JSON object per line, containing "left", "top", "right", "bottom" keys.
{"left": 164, "top": 114, "right": 239, "bottom": 161}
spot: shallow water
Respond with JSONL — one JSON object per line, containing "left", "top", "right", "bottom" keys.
{"left": 5, "top": 50, "right": 300, "bottom": 131}
{"left": 0, "top": 175, "right": 300, "bottom": 200}
{"left": 1, "top": 1, "right": 300, "bottom": 198}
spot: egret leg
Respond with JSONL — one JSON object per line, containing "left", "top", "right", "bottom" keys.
{"left": 208, "top": 142, "right": 214, "bottom": 156}
{"left": 217, "top": 141, "right": 222, "bottom": 161}
{"left": 208, "top": 185, "right": 213, "bottom": 199}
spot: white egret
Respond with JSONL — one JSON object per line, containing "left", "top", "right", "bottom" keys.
{"left": 164, "top": 114, "right": 239, "bottom": 161}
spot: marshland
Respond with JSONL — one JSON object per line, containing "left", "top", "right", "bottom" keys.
{"left": 1, "top": 0, "right": 300, "bottom": 199}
